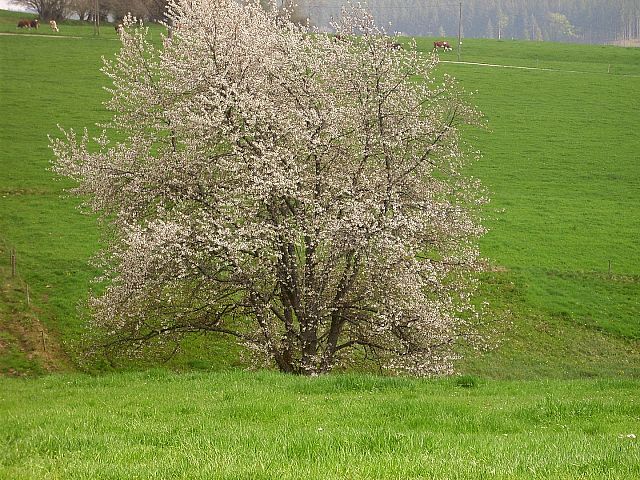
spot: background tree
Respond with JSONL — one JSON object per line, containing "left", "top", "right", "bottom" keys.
{"left": 51, "top": 0, "right": 487, "bottom": 376}
{"left": 497, "top": 10, "right": 509, "bottom": 40}
{"left": 69, "top": 0, "right": 169, "bottom": 23}
{"left": 547, "top": 12, "right": 577, "bottom": 42}
{"left": 67, "top": 0, "right": 91, "bottom": 21}
{"left": 250, "top": 1, "right": 640, "bottom": 45}
{"left": 11, "top": 0, "right": 69, "bottom": 20}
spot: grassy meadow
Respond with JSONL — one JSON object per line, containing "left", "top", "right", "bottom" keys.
{"left": 1, "top": 10, "right": 639, "bottom": 377}
{"left": 1, "top": 8, "right": 640, "bottom": 478}
{"left": 1, "top": 371, "right": 639, "bottom": 479}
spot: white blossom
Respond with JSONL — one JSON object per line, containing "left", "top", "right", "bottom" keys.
{"left": 51, "top": 0, "right": 487, "bottom": 376}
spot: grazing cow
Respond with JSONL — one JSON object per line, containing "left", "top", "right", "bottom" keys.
{"left": 433, "top": 40, "right": 452, "bottom": 51}
{"left": 17, "top": 19, "right": 31, "bottom": 28}
{"left": 115, "top": 23, "right": 124, "bottom": 33}
{"left": 386, "top": 41, "right": 402, "bottom": 50}
{"left": 30, "top": 19, "right": 39, "bottom": 29}
{"left": 49, "top": 20, "right": 59, "bottom": 32}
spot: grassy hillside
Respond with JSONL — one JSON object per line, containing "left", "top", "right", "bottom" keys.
{"left": 444, "top": 39, "right": 640, "bottom": 377}
{"left": 0, "top": 9, "right": 124, "bottom": 38}
{"left": 1, "top": 371, "right": 639, "bottom": 479}
{"left": 0, "top": 10, "right": 639, "bottom": 376}
{"left": 0, "top": 21, "right": 115, "bottom": 374}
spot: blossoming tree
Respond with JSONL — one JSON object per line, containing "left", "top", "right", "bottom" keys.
{"left": 51, "top": 0, "right": 487, "bottom": 376}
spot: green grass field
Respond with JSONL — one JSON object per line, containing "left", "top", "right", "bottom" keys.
{"left": 1, "top": 10, "right": 639, "bottom": 377}
{"left": 1, "top": 371, "right": 639, "bottom": 479}
{"left": 446, "top": 39, "right": 640, "bottom": 378}
{"left": 2, "top": 9, "right": 640, "bottom": 478}
{"left": 453, "top": 44, "right": 640, "bottom": 336}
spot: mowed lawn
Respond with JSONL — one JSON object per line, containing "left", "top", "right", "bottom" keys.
{"left": 1, "top": 371, "right": 639, "bottom": 479}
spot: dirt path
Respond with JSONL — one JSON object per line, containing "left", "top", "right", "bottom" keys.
{"left": 0, "top": 245, "right": 70, "bottom": 375}
{"left": 0, "top": 32, "right": 82, "bottom": 39}
{"left": 440, "top": 59, "right": 640, "bottom": 77}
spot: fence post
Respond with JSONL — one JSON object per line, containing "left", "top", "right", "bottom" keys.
{"left": 10, "top": 248, "right": 16, "bottom": 277}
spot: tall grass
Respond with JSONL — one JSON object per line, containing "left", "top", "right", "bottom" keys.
{"left": 1, "top": 371, "right": 639, "bottom": 479}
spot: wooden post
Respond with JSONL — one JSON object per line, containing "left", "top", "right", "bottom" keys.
{"left": 457, "top": 2, "right": 462, "bottom": 62}
{"left": 608, "top": 260, "right": 612, "bottom": 275}
{"left": 10, "top": 248, "right": 16, "bottom": 277}
{"left": 94, "top": 0, "right": 100, "bottom": 36}
{"left": 26, "top": 284, "right": 30, "bottom": 306}
{"left": 41, "top": 330, "right": 46, "bottom": 352}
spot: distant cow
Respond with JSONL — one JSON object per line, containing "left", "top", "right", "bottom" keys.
{"left": 30, "top": 19, "right": 39, "bottom": 29}
{"left": 115, "top": 23, "right": 124, "bottom": 33}
{"left": 433, "top": 40, "right": 452, "bottom": 51}
{"left": 17, "top": 19, "right": 31, "bottom": 28}
{"left": 386, "top": 41, "right": 402, "bottom": 50}
{"left": 49, "top": 20, "right": 59, "bottom": 32}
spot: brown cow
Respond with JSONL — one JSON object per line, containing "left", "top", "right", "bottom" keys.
{"left": 17, "top": 19, "right": 31, "bottom": 28}
{"left": 433, "top": 40, "right": 452, "bottom": 51}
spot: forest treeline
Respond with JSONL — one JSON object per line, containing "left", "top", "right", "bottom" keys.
{"left": 10, "top": 1, "right": 640, "bottom": 45}
{"left": 290, "top": 0, "right": 640, "bottom": 45}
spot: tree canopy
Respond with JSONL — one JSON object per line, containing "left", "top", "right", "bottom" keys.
{"left": 51, "top": 0, "right": 487, "bottom": 376}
